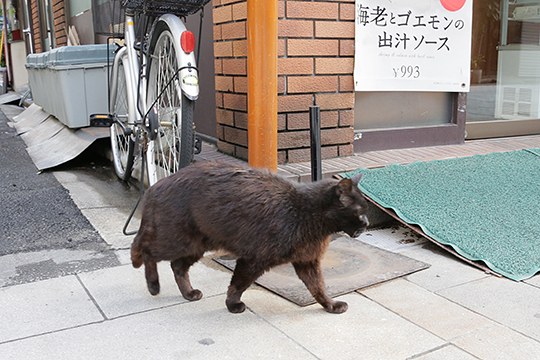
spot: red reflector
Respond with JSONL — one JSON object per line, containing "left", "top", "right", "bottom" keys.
{"left": 181, "top": 31, "right": 195, "bottom": 53}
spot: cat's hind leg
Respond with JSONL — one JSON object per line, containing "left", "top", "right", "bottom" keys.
{"left": 143, "top": 253, "right": 160, "bottom": 296}
{"left": 171, "top": 255, "right": 203, "bottom": 301}
{"left": 130, "top": 237, "right": 144, "bottom": 268}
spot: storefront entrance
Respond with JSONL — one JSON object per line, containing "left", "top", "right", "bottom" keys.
{"left": 466, "top": 0, "right": 540, "bottom": 138}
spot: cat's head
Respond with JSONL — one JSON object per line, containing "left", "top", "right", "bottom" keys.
{"left": 331, "top": 173, "right": 369, "bottom": 238}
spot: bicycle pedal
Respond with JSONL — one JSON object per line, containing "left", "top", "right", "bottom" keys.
{"left": 90, "top": 114, "right": 114, "bottom": 127}
{"left": 146, "top": 108, "right": 159, "bottom": 141}
{"left": 194, "top": 136, "right": 202, "bottom": 154}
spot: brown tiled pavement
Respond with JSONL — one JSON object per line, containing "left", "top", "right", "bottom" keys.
{"left": 195, "top": 134, "right": 540, "bottom": 182}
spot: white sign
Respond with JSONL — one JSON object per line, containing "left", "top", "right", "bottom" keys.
{"left": 354, "top": 0, "right": 473, "bottom": 92}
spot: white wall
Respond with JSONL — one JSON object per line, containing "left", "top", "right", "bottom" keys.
{"left": 10, "top": 41, "right": 28, "bottom": 92}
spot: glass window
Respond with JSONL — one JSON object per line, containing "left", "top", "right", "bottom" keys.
{"left": 355, "top": 92, "right": 453, "bottom": 130}
{"left": 467, "top": 0, "right": 540, "bottom": 125}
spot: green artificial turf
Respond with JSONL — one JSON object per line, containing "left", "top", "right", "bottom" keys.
{"left": 342, "top": 149, "right": 540, "bottom": 281}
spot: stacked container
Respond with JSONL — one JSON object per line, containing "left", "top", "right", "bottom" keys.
{"left": 26, "top": 45, "right": 115, "bottom": 128}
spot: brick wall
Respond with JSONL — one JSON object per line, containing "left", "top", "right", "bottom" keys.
{"left": 213, "top": 0, "right": 355, "bottom": 164}
{"left": 52, "top": 0, "right": 68, "bottom": 47}
{"left": 30, "top": 0, "right": 42, "bottom": 53}
{"left": 29, "top": 0, "right": 68, "bottom": 53}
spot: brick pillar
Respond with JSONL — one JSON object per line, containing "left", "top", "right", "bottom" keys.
{"left": 30, "top": 0, "right": 42, "bottom": 53}
{"left": 213, "top": 0, "right": 248, "bottom": 160}
{"left": 213, "top": 0, "right": 355, "bottom": 164}
{"left": 28, "top": 0, "right": 68, "bottom": 52}
{"left": 52, "top": 0, "right": 68, "bottom": 47}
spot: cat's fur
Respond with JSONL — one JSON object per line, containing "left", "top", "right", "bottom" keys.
{"left": 131, "top": 161, "right": 369, "bottom": 314}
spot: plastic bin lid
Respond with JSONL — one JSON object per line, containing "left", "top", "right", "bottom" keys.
{"left": 25, "top": 55, "right": 36, "bottom": 68}
{"left": 47, "top": 44, "right": 115, "bottom": 67}
{"left": 26, "top": 52, "right": 49, "bottom": 69}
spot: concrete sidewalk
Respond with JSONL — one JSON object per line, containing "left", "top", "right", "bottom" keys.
{"left": 2, "top": 173, "right": 540, "bottom": 359}
{"left": 2, "top": 139, "right": 540, "bottom": 359}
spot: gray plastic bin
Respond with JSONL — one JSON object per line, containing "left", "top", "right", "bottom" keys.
{"left": 26, "top": 45, "right": 114, "bottom": 128}
{"left": 0, "top": 68, "right": 7, "bottom": 95}
{"left": 25, "top": 52, "right": 49, "bottom": 107}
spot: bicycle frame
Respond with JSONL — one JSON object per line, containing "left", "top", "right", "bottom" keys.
{"left": 108, "top": 14, "right": 144, "bottom": 129}
{"left": 110, "top": 47, "right": 137, "bottom": 128}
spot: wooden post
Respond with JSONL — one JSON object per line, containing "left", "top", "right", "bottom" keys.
{"left": 247, "top": 0, "right": 278, "bottom": 171}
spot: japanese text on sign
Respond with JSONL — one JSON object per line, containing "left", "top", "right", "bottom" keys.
{"left": 354, "top": 0, "right": 472, "bottom": 92}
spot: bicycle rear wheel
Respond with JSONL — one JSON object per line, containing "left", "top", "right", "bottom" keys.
{"left": 110, "top": 54, "right": 136, "bottom": 181}
{"left": 146, "top": 23, "right": 194, "bottom": 184}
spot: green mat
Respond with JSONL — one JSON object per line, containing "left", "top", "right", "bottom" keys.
{"left": 342, "top": 148, "right": 540, "bottom": 281}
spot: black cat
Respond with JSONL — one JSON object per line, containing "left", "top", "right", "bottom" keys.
{"left": 131, "top": 161, "right": 369, "bottom": 313}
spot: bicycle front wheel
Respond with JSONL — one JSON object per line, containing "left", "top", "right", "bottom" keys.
{"left": 110, "top": 54, "right": 136, "bottom": 181}
{"left": 146, "top": 23, "right": 194, "bottom": 184}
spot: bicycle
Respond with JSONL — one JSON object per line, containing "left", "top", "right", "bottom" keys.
{"left": 93, "top": 0, "right": 210, "bottom": 186}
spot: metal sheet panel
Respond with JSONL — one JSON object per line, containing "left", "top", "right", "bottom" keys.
{"left": 26, "top": 125, "right": 109, "bottom": 170}
{"left": 11, "top": 104, "right": 110, "bottom": 170}
{"left": 0, "top": 92, "right": 21, "bottom": 105}
{"left": 11, "top": 104, "right": 50, "bottom": 134}
{"left": 20, "top": 117, "right": 65, "bottom": 146}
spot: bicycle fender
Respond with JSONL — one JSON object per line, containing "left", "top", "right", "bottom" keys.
{"left": 157, "top": 14, "right": 200, "bottom": 100}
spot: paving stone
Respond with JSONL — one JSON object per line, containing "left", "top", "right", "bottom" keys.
{"left": 0, "top": 276, "right": 103, "bottom": 343}
{"left": 80, "top": 207, "right": 139, "bottom": 249}
{"left": 243, "top": 290, "right": 445, "bottom": 360}
{"left": 0, "top": 295, "right": 314, "bottom": 359}
{"left": 525, "top": 274, "right": 540, "bottom": 288}
{"left": 452, "top": 323, "right": 540, "bottom": 359}
{"left": 55, "top": 170, "right": 139, "bottom": 209}
{"left": 360, "top": 278, "right": 492, "bottom": 340}
{"left": 414, "top": 344, "right": 477, "bottom": 360}
{"left": 114, "top": 249, "right": 132, "bottom": 265}
{"left": 438, "top": 276, "right": 540, "bottom": 340}
{"left": 399, "top": 242, "right": 488, "bottom": 292}
{"left": 78, "top": 262, "right": 231, "bottom": 319}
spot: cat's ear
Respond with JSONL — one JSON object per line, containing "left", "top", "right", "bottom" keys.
{"left": 351, "top": 173, "right": 362, "bottom": 186}
{"left": 336, "top": 178, "right": 353, "bottom": 195}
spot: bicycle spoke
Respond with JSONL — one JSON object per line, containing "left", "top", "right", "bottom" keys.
{"left": 149, "top": 31, "right": 182, "bottom": 179}
{"left": 146, "top": 24, "right": 195, "bottom": 185}
{"left": 110, "top": 58, "right": 135, "bottom": 181}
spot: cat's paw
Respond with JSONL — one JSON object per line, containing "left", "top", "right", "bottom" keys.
{"left": 325, "top": 300, "right": 348, "bottom": 314}
{"left": 184, "top": 289, "right": 203, "bottom": 301}
{"left": 147, "top": 281, "right": 160, "bottom": 296}
{"left": 226, "top": 300, "right": 246, "bottom": 313}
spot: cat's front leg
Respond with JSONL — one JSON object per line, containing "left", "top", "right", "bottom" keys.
{"left": 293, "top": 260, "right": 348, "bottom": 314}
{"left": 226, "top": 258, "right": 265, "bottom": 313}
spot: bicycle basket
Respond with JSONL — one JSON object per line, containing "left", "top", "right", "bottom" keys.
{"left": 121, "top": 0, "right": 212, "bottom": 16}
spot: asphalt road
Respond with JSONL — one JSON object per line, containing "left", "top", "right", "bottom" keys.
{"left": 0, "top": 108, "right": 119, "bottom": 286}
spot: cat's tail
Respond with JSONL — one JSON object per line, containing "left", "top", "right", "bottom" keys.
{"left": 131, "top": 238, "right": 143, "bottom": 268}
